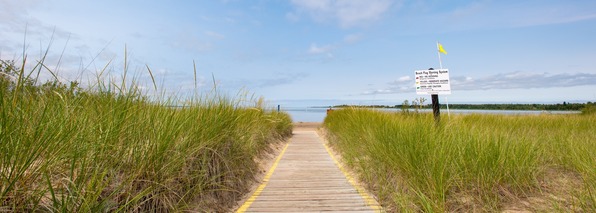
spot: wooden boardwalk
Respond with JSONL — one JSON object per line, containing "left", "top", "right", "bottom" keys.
{"left": 236, "top": 130, "right": 382, "bottom": 212}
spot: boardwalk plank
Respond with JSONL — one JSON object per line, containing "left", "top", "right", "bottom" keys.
{"left": 237, "top": 131, "right": 382, "bottom": 213}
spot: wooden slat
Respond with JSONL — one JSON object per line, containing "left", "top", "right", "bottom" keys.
{"left": 238, "top": 131, "right": 382, "bottom": 213}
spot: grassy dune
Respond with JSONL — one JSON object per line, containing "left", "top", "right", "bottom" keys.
{"left": 0, "top": 60, "right": 292, "bottom": 212}
{"left": 324, "top": 108, "right": 595, "bottom": 212}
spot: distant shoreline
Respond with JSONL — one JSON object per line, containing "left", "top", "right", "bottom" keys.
{"left": 329, "top": 102, "right": 592, "bottom": 111}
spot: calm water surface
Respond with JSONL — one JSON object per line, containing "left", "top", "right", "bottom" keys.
{"left": 283, "top": 107, "right": 580, "bottom": 123}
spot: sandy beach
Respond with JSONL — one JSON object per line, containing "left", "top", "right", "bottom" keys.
{"left": 292, "top": 122, "right": 322, "bottom": 131}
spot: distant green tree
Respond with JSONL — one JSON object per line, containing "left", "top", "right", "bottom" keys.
{"left": 582, "top": 102, "right": 596, "bottom": 115}
{"left": 1, "top": 60, "right": 20, "bottom": 92}
{"left": 1, "top": 59, "right": 83, "bottom": 98}
{"left": 401, "top": 100, "right": 410, "bottom": 114}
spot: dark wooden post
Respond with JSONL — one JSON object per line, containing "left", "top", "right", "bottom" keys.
{"left": 427, "top": 68, "right": 440, "bottom": 124}
{"left": 431, "top": 94, "right": 440, "bottom": 124}
{"left": 277, "top": 105, "right": 280, "bottom": 112}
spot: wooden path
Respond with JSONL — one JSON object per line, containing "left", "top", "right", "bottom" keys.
{"left": 236, "top": 130, "right": 382, "bottom": 212}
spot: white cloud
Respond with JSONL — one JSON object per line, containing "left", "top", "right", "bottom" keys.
{"left": 0, "top": 0, "right": 41, "bottom": 23}
{"left": 305, "top": 33, "right": 364, "bottom": 59}
{"left": 308, "top": 43, "right": 333, "bottom": 54}
{"left": 451, "top": 71, "right": 596, "bottom": 90}
{"left": 363, "top": 71, "right": 596, "bottom": 95}
{"left": 396, "top": 75, "right": 410, "bottom": 82}
{"left": 343, "top": 33, "right": 362, "bottom": 43}
{"left": 204, "top": 31, "right": 224, "bottom": 39}
{"left": 421, "top": 1, "right": 596, "bottom": 33}
{"left": 290, "top": 0, "right": 394, "bottom": 28}
{"left": 376, "top": 1, "right": 596, "bottom": 36}
{"left": 231, "top": 72, "right": 309, "bottom": 89}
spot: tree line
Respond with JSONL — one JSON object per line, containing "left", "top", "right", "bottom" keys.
{"left": 334, "top": 101, "right": 594, "bottom": 111}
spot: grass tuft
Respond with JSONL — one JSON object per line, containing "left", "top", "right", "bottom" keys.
{"left": 1, "top": 56, "right": 292, "bottom": 212}
{"left": 324, "top": 108, "right": 595, "bottom": 212}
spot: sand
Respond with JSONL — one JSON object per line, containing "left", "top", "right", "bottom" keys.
{"left": 292, "top": 122, "right": 322, "bottom": 131}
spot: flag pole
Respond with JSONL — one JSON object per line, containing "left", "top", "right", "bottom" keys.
{"left": 437, "top": 41, "right": 449, "bottom": 118}
{"left": 437, "top": 41, "right": 443, "bottom": 69}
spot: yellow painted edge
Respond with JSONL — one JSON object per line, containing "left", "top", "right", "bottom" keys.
{"left": 235, "top": 142, "right": 290, "bottom": 213}
{"left": 318, "top": 131, "right": 383, "bottom": 212}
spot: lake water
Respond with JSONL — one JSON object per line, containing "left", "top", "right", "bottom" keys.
{"left": 283, "top": 107, "right": 331, "bottom": 123}
{"left": 283, "top": 107, "right": 580, "bottom": 123}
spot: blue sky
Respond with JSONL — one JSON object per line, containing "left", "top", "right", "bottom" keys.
{"left": 1, "top": 0, "right": 596, "bottom": 106}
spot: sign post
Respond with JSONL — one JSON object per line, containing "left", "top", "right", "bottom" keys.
{"left": 415, "top": 68, "right": 451, "bottom": 124}
{"left": 431, "top": 94, "right": 440, "bottom": 123}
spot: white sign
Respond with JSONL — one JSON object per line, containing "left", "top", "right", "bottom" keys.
{"left": 415, "top": 69, "right": 451, "bottom": 95}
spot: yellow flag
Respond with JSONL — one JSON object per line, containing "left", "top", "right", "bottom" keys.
{"left": 438, "top": 43, "right": 448, "bottom": 55}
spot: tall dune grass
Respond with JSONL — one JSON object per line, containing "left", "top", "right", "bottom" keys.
{"left": 0, "top": 59, "right": 292, "bottom": 212}
{"left": 324, "top": 108, "right": 595, "bottom": 212}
